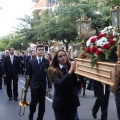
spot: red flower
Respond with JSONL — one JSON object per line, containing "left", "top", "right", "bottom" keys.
{"left": 109, "top": 39, "right": 116, "bottom": 46}
{"left": 102, "top": 44, "right": 110, "bottom": 50}
{"left": 103, "top": 33, "right": 107, "bottom": 37}
{"left": 97, "top": 34, "right": 101, "bottom": 39}
{"left": 91, "top": 37, "right": 96, "bottom": 43}
{"left": 86, "top": 47, "right": 91, "bottom": 53}
{"left": 81, "top": 53, "right": 86, "bottom": 59}
{"left": 91, "top": 46, "right": 98, "bottom": 53}
{"left": 97, "top": 33, "right": 107, "bottom": 39}
{"left": 109, "top": 35, "right": 114, "bottom": 39}
{"left": 96, "top": 49, "right": 103, "bottom": 55}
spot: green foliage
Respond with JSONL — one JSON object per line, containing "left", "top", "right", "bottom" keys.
{"left": 14, "top": 0, "right": 119, "bottom": 50}
{"left": 0, "top": 34, "right": 28, "bottom": 51}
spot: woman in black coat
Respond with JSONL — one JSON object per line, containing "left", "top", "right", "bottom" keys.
{"left": 47, "top": 49, "right": 80, "bottom": 120}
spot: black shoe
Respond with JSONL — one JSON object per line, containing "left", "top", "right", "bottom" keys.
{"left": 0, "top": 87, "right": 2, "bottom": 89}
{"left": 92, "top": 109, "right": 97, "bottom": 119}
{"left": 29, "top": 114, "right": 33, "bottom": 120}
{"left": 14, "top": 97, "right": 18, "bottom": 101}
{"left": 9, "top": 97, "right": 12, "bottom": 101}
{"left": 83, "top": 94, "right": 87, "bottom": 98}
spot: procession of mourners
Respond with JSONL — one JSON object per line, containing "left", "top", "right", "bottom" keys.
{"left": 0, "top": 39, "right": 119, "bottom": 120}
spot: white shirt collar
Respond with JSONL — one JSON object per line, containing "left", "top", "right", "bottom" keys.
{"left": 59, "top": 64, "right": 65, "bottom": 69}
{"left": 36, "top": 56, "right": 43, "bottom": 61}
{"left": 10, "top": 55, "right": 14, "bottom": 57}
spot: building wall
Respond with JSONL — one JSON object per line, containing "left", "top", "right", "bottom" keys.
{"left": 32, "top": 0, "right": 57, "bottom": 13}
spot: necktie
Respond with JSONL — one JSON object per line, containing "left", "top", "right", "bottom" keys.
{"left": 62, "top": 67, "right": 67, "bottom": 74}
{"left": 39, "top": 59, "right": 41, "bottom": 65}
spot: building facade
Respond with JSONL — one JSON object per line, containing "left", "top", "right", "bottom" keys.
{"left": 32, "top": 0, "right": 56, "bottom": 14}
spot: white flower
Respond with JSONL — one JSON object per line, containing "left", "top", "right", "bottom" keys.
{"left": 95, "top": 37, "right": 108, "bottom": 47}
{"left": 86, "top": 36, "right": 97, "bottom": 47}
{"left": 108, "top": 26, "right": 113, "bottom": 29}
{"left": 113, "top": 38, "right": 117, "bottom": 41}
{"left": 101, "top": 26, "right": 119, "bottom": 36}
{"left": 90, "top": 43, "right": 93, "bottom": 48}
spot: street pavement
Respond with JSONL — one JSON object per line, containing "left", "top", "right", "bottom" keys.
{"left": 0, "top": 76, "right": 118, "bottom": 120}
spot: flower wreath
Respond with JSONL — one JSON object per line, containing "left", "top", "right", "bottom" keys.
{"left": 80, "top": 26, "right": 119, "bottom": 67}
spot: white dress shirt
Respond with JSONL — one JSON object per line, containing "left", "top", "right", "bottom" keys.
{"left": 10, "top": 55, "right": 14, "bottom": 64}
{"left": 36, "top": 56, "right": 43, "bottom": 64}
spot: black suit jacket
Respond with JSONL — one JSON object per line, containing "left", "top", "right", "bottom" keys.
{"left": 28, "top": 57, "right": 51, "bottom": 90}
{"left": 3, "top": 55, "right": 20, "bottom": 77}
{"left": 48, "top": 67, "right": 80, "bottom": 110}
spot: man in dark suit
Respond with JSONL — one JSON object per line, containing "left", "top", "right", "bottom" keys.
{"left": 92, "top": 81, "right": 110, "bottom": 120}
{"left": 3, "top": 48, "right": 20, "bottom": 101}
{"left": 28, "top": 45, "right": 52, "bottom": 120}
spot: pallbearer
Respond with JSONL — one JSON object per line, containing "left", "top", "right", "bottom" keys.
{"left": 47, "top": 49, "right": 80, "bottom": 120}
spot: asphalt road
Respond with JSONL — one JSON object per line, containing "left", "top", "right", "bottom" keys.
{"left": 0, "top": 76, "right": 118, "bottom": 120}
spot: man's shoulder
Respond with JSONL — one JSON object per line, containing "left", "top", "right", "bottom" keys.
{"left": 29, "top": 58, "right": 36, "bottom": 63}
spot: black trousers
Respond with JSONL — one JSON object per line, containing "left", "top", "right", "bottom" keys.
{"left": 30, "top": 86, "right": 46, "bottom": 120}
{"left": 6, "top": 75, "right": 18, "bottom": 98}
{"left": 83, "top": 79, "right": 86, "bottom": 95}
{"left": 54, "top": 107, "right": 77, "bottom": 120}
{"left": 93, "top": 85, "right": 110, "bottom": 120}
{"left": 4, "top": 76, "right": 7, "bottom": 85}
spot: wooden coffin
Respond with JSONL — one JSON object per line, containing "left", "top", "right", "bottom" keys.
{"left": 74, "top": 58, "right": 120, "bottom": 85}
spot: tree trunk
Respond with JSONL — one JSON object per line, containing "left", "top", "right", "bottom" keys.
{"left": 65, "top": 43, "right": 68, "bottom": 51}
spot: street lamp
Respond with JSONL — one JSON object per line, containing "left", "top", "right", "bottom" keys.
{"left": 111, "top": 6, "right": 120, "bottom": 63}
{"left": 76, "top": 17, "right": 96, "bottom": 50}
{"left": 111, "top": 6, "right": 120, "bottom": 33}
{"left": 76, "top": 17, "right": 92, "bottom": 39}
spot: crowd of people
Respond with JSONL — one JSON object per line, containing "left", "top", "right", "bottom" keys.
{"left": 0, "top": 42, "right": 120, "bottom": 120}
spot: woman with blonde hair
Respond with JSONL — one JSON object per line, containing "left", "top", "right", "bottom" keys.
{"left": 47, "top": 49, "right": 80, "bottom": 120}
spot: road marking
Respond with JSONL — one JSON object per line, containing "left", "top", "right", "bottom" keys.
{"left": 46, "top": 96, "right": 53, "bottom": 102}
{"left": 20, "top": 79, "right": 53, "bottom": 103}
{"left": 20, "top": 80, "right": 25, "bottom": 84}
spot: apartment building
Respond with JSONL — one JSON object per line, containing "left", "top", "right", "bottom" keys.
{"left": 32, "top": 0, "right": 56, "bottom": 15}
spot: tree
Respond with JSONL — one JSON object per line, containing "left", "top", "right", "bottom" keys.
{"left": 15, "top": 0, "right": 116, "bottom": 50}
{"left": 0, "top": 34, "right": 28, "bottom": 51}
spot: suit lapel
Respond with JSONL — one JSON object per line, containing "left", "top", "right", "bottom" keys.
{"left": 39, "top": 57, "right": 45, "bottom": 70}
{"left": 35, "top": 58, "right": 39, "bottom": 70}
{"left": 13, "top": 56, "right": 15, "bottom": 65}
{"left": 35, "top": 57, "right": 45, "bottom": 71}
{"left": 8, "top": 56, "right": 13, "bottom": 65}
